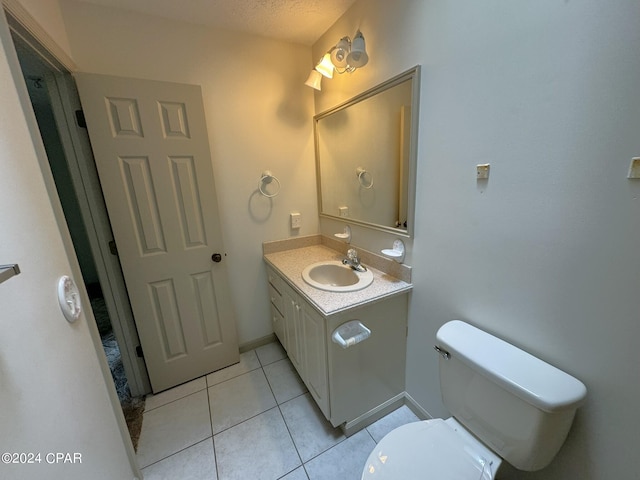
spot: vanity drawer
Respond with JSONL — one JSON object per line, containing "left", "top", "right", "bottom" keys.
{"left": 267, "top": 267, "right": 283, "bottom": 290}
{"left": 269, "top": 283, "right": 283, "bottom": 314}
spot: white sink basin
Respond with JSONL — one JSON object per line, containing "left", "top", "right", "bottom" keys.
{"left": 302, "top": 260, "right": 374, "bottom": 292}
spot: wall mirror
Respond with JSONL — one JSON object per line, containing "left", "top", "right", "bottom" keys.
{"left": 314, "top": 66, "right": 420, "bottom": 236}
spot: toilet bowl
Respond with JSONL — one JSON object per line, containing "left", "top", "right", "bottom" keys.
{"left": 362, "top": 418, "right": 501, "bottom": 479}
{"left": 361, "top": 320, "right": 586, "bottom": 479}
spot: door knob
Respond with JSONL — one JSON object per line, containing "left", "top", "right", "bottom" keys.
{"left": 211, "top": 253, "right": 222, "bottom": 263}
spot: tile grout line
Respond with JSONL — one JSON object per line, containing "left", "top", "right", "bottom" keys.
{"left": 205, "top": 378, "right": 221, "bottom": 480}
{"left": 276, "top": 392, "right": 353, "bottom": 471}
{"left": 144, "top": 381, "right": 208, "bottom": 413}
{"left": 258, "top": 349, "right": 318, "bottom": 479}
{"left": 210, "top": 348, "right": 283, "bottom": 478}
{"left": 297, "top": 432, "right": 350, "bottom": 467}
{"left": 138, "top": 437, "right": 213, "bottom": 471}
{"left": 212, "top": 357, "right": 305, "bottom": 479}
{"left": 209, "top": 371, "right": 309, "bottom": 437}
{"left": 297, "top": 420, "right": 381, "bottom": 468}
{"left": 146, "top": 344, "right": 386, "bottom": 479}
{"left": 275, "top": 400, "right": 305, "bottom": 476}
{"left": 137, "top": 386, "right": 213, "bottom": 470}
{"left": 364, "top": 426, "right": 377, "bottom": 443}
{"left": 261, "top": 346, "right": 355, "bottom": 476}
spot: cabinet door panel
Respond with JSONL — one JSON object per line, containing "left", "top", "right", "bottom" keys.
{"left": 282, "top": 285, "right": 303, "bottom": 375}
{"left": 302, "top": 305, "right": 329, "bottom": 417}
{"left": 270, "top": 304, "right": 286, "bottom": 347}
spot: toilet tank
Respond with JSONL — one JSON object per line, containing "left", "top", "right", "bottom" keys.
{"left": 435, "top": 320, "right": 586, "bottom": 472}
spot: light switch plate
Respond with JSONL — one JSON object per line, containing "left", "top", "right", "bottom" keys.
{"left": 627, "top": 157, "right": 640, "bottom": 179}
{"left": 290, "top": 212, "right": 301, "bottom": 229}
{"left": 477, "top": 163, "right": 490, "bottom": 180}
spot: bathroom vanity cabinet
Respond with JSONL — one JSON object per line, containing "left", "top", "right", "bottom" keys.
{"left": 268, "top": 267, "right": 330, "bottom": 416}
{"left": 266, "top": 260, "right": 409, "bottom": 433}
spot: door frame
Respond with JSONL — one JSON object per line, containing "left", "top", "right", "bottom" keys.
{"left": 3, "top": 3, "right": 151, "bottom": 396}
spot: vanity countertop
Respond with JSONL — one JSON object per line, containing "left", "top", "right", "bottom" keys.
{"left": 264, "top": 244, "right": 412, "bottom": 316}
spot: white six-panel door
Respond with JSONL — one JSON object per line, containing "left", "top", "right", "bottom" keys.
{"left": 75, "top": 73, "right": 239, "bottom": 392}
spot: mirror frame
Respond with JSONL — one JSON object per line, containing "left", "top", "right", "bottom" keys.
{"left": 314, "top": 66, "right": 421, "bottom": 237}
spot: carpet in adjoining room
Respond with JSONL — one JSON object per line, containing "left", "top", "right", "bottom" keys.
{"left": 93, "top": 296, "right": 145, "bottom": 450}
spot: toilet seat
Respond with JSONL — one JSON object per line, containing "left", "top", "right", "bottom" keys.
{"left": 361, "top": 418, "right": 500, "bottom": 480}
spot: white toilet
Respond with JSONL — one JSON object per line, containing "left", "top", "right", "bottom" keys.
{"left": 362, "top": 320, "right": 587, "bottom": 479}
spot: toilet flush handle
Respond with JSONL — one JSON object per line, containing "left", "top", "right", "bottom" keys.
{"left": 434, "top": 345, "right": 451, "bottom": 360}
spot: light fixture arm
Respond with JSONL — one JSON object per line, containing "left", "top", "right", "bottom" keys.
{"left": 333, "top": 64, "right": 357, "bottom": 75}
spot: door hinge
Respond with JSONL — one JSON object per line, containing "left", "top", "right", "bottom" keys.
{"left": 75, "top": 109, "right": 87, "bottom": 128}
{"left": 108, "top": 240, "right": 118, "bottom": 256}
{"left": 136, "top": 345, "right": 144, "bottom": 358}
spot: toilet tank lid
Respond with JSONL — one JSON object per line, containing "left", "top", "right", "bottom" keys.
{"left": 436, "top": 321, "right": 587, "bottom": 412}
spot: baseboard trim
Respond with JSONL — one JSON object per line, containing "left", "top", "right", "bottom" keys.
{"left": 402, "top": 391, "right": 432, "bottom": 420}
{"left": 239, "top": 333, "right": 277, "bottom": 353}
{"left": 341, "top": 393, "right": 406, "bottom": 437}
{"left": 340, "top": 391, "right": 433, "bottom": 437}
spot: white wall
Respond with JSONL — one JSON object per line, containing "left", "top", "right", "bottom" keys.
{"left": 0, "top": 10, "right": 138, "bottom": 479}
{"left": 314, "top": 0, "right": 640, "bottom": 478}
{"left": 59, "top": 0, "right": 318, "bottom": 345}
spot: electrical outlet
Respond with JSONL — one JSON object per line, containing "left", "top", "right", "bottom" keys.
{"left": 290, "top": 212, "right": 301, "bottom": 229}
{"left": 339, "top": 206, "right": 349, "bottom": 217}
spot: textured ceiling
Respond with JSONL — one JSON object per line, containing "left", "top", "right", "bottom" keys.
{"left": 74, "top": 0, "right": 357, "bottom": 45}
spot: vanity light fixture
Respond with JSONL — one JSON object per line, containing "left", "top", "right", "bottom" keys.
{"left": 304, "top": 70, "right": 323, "bottom": 90}
{"left": 305, "top": 30, "right": 369, "bottom": 91}
{"left": 315, "top": 53, "right": 335, "bottom": 78}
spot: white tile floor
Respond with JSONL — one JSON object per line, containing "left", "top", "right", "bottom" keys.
{"left": 137, "top": 341, "right": 419, "bottom": 480}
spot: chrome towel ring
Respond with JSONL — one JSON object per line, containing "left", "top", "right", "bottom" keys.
{"left": 356, "top": 167, "right": 374, "bottom": 189}
{"left": 258, "top": 170, "right": 281, "bottom": 197}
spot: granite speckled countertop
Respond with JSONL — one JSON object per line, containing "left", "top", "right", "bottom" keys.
{"left": 264, "top": 244, "right": 412, "bottom": 316}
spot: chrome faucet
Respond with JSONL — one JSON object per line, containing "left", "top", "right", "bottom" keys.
{"left": 342, "top": 248, "right": 367, "bottom": 272}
